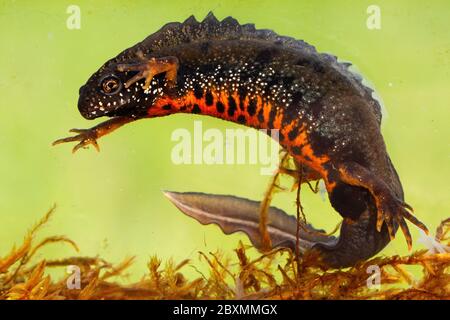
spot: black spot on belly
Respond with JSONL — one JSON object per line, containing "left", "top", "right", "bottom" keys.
{"left": 268, "top": 107, "right": 277, "bottom": 128}
{"left": 291, "top": 146, "right": 301, "bottom": 154}
{"left": 238, "top": 86, "right": 247, "bottom": 110}
{"left": 237, "top": 115, "right": 246, "bottom": 124}
{"left": 216, "top": 101, "right": 225, "bottom": 113}
{"left": 192, "top": 104, "right": 201, "bottom": 114}
{"left": 205, "top": 91, "right": 214, "bottom": 106}
{"left": 193, "top": 83, "right": 203, "bottom": 99}
{"left": 247, "top": 98, "right": 257, "bottom": 116}
{"left": 257, "top": 107, "right": 265, "bottom": 123}
{"left": 288, "top": 127, "right": 299, "bottom": 141}
{"left": 162, "top": 104, "right": 172, "bottom": 110}
{"left": 227, "top": 96, "right": 237, "bottom": 117}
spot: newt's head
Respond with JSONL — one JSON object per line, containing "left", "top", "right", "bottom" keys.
{"left": 77, "top": 55, "right": 175, "bottom": 120}
{"left": 78, "top": 68, "right": 127, "bottom": 120}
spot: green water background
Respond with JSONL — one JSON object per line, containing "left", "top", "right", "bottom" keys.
{"left": 0, "top": 0, "right": 448, "bottom": 280}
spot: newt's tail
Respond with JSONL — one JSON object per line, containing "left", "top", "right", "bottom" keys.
{"left": 163, "top": 191, "right": 391, "bottom": 268}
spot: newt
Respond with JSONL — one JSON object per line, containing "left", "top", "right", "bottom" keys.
{"left": 54, "top": 13, "right": 428, "bottom": 268}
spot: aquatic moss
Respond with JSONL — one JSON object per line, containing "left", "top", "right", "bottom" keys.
{"left": 0, "top": 206, "right": 448, "bottom": 300}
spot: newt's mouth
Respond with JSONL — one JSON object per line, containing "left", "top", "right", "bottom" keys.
{"left": 77, "top": 93, "right": 116, "bottom": 120}
{"left": 77, "top": 86, "right": 99, "bottom": 120}
{"left": 78, "top": 105, "right": 98, "bottom": 120}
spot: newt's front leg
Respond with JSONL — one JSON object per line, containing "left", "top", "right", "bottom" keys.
{"left": 337, "top": 162, "right": 429, "bottom": 249}
{"left": 117, "top": 51, "right": 179, "bottom": 91}
{"left": 52, "top": 116, "right": 135, "bottom": 153}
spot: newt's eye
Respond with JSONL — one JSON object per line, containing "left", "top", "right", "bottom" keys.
{"left": 101, "top": 76, "right": 122, "bottom": 95}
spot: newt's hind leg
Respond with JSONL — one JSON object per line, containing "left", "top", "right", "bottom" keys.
{"left": 337, "top": 162, "right": 428, "bottom": 250}
{"left": 117, "top": 51, "right": 179, "bottom": 91}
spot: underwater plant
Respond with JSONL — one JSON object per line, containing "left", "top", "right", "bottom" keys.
{"left": 0, "top": 206, "right": 448, "bottom": 300}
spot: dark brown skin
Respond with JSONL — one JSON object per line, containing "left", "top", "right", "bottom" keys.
{"left": 54, "top": 13, "right": 428, "bottom": 268}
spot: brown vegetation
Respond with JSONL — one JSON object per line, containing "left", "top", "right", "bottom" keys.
{"left": 0, "top": 206, "right": 448, "bottom": 300}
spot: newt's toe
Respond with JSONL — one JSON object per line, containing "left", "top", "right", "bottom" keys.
{"left": 52, "top": 128, "right": 100, "bottom": 153}
{"left": 376, "top": 196, "right": 427, "bottom": 250}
